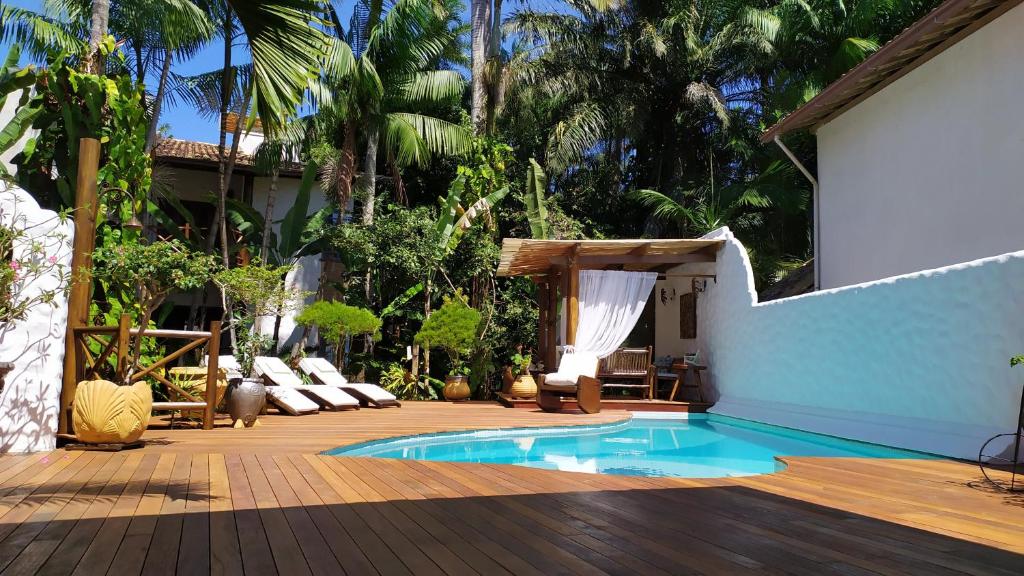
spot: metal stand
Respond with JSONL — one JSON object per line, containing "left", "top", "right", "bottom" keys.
{"left": 978, "top": 382, "right": 1024, "bottom": 492}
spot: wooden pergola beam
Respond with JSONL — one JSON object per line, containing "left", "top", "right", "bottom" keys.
{"left": 566, "top": 245, "right": 580, "bottom": 347}
{"left": 547, "top": 252, "right": 715, "bottom": 267}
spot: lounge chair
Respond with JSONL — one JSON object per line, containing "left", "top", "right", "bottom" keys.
{"left": 205, "top": 354, "right": 319, "bottom": 416}
{"left": 298, "top": 357, "right": 401, "bottom": 408}
{"left": 254, "top": 356, "right": 359, "bottom": 412}
{"left": 536, "top": 351, "right": 602, "bottom": 414}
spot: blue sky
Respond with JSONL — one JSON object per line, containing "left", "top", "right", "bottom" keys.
{"left": 1, "top": 1, "right": 560, "bottom": 143}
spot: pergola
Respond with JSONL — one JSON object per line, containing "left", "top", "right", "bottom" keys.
{"left": 497, "top": 238, "right": 724, "bottom": 369}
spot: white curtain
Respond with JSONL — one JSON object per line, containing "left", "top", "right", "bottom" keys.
{"left": 571, "top": 270, "right": 657, "bottom": 358}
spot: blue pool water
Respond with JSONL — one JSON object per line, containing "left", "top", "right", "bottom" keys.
{"left": 326, "top": 414, "right": 934, "bottom": 478}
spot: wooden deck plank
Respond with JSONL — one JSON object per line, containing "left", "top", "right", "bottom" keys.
{"left": 105, "top": 453, "right": 176, "bottom": 576}
{"left": 207, "top": 454, "right": 243, "bottom": 576}
{"left": 222, "top": 454, "right": 277, "bottom": 576}
{"left": 68, "top": 454, "right": 162, "bottom": 576}
{"left": 0, "top": 403, "right": 1021, "bottom": 576}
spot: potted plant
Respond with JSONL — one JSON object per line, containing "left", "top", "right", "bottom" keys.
{"left": 215, "top": 261, "right": 305, "bottom": 427}
{"left": 86, "top": 239, "right": 217, "bottom": 443}
{"left": 296, "top": 300, "right": 381, "bottom": 373}
{"left": 507, "top": 346, "right": 537, "bottom": 398}
{"left": 414, "top": 296, "right": 481, "bottom": 401}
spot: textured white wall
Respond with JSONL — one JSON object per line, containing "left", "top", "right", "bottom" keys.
{"left": 815, "top": 3, "right": 1024, "bottom": 289}
{"left": 0, "top": 185, "right": 74, "bottom": 453}
{"left": 702, "top": 227, "right": 1024, "bottom": 460}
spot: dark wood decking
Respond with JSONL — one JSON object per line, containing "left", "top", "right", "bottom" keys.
{"left": 2, "top": 402, "right": 1023, "bottom": 575}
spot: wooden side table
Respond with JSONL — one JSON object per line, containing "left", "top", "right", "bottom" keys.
{"left": 670, "top": 363, "right": 707, "bottom": 403}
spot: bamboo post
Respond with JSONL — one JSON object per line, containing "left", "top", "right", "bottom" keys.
{"left": 566, "top": 246, "right": 580, "bottom": 347}
{"left": 537, "top": 278, "right": 548, "bottom": 366}
{"left": 547, "top": 269, "right": 560, "bottom": 369}
{"left": 59, "top": 137, "right": 101, "bottom": 434}
{"left": 114, "top": 313, "right": 131, "bottom": 383}
{"left": 204, "top": 321, "right": 221, "bottom": 430}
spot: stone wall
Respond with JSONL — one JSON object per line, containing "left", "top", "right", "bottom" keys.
{"left": 701, "top": 227, "right": 1024, "bottom": 460}
{"left": 0, "top": 185, "right": 74, "bottom": 453}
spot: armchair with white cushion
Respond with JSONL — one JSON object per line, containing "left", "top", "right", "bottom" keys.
{"left": 536, "top": 351, "right": 602, "bottom": 413}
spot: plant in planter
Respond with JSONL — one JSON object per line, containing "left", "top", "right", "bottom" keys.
{"left": 505, "top": 346, "right": 537, "bottom": 399}
{"left": 296, "top": 301, "right": 381, "bottom": 372}
{"left": 215, "top": 262, "right": 306, "bottom": 427}
{"left": 414, "top": 296, "right": 481, "bottom": 401}
{"left": 87, "top": 239, "right": 218, "bottom": 443}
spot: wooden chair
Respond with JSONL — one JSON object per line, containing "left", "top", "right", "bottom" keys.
{"left": 537, "top": 351, "right": 602, "bottom": 413}
{"left": 598, "top": 346, "right": 654, "bottom": 399}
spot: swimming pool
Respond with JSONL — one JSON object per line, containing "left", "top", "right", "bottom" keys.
{"left": 326, "top": 414, "right": 934, "bottom": 478}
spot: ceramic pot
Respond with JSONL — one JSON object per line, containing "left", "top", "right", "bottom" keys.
{"left": 73, "top": 380, "right": 153, "bottom": 444}
{"left": 226, "top": 377, "right": 266, "bottom": 427}
{"left": 443, "top": 375, "right": 471, "bottom": 401}
{"left": 509, "top": 374, "right": 537, "bottom": 399}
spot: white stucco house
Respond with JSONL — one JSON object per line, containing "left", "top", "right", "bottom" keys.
{"left": 151, "top": 122, "right": 334, "bottom": 350}
{"left": 765, "top": 0, "right": 1024, "bottom": 290}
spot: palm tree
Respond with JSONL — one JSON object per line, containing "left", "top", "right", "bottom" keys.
{"left": 313, "top": 0, "right": 471, "bottom": 222}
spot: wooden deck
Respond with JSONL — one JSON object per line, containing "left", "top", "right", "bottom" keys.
{"left": 2, "top": 402, "right": 1023, "bottom": 575}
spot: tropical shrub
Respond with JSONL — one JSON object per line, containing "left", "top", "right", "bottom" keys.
{"left": 414, "top": 296, "right": 481, "bottom": 376}
{"left": 378, "top": 361, "right": 440, "bottom": 400}
{"left": 296, "top": 301, "right": 382, "bottom": 370}
{"left": 93, "top": 239, "right": 218, "bottom": 382}
{"left": 215, "top": 262, "right": 306, "bottom": 377}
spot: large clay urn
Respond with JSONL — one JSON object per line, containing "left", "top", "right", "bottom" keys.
{"left": 226, "top": 377, "right": 266, "bottom": 427}
{"left": 509, "top": 374, "right": 537, "bottom": 399}
{"left": 443, "top": 375, "right": 470, "bottom": 401}
{"left": 73, "top": 380, "right": 153, "bottom": 444}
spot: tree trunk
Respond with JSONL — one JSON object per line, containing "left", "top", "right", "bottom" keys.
{"left": 360, "top": 124, "right": 379, "bottom": 225}
{"left": 336, "top": 120, "right": 357, "bottom": 210}
{"left": 423, "top": 277, "right": 432, "bottom": 376}
{"left": 85, "top": 0, "right": 110, "bottom": 73}
{"left": 470, "top": 0, "right": 491, "bottom": 134}
{"left": 145, "top": 49, "right": 173, "bottom": 153}
{"left": 260, "top": 166, "right": 280, "bottom": 261}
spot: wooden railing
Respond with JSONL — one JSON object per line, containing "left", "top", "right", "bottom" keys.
{"left": 70, "top": 313, "right": 222, "bottom": 430}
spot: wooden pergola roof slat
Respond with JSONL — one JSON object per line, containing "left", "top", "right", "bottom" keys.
{"left": 497, "top": 238, "right": 724, "bottom": 277}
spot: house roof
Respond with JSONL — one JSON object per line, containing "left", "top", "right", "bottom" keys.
{"left": 152, "top": 138, "right": 304, "bottom": 176}
{"left": 496, "top": 238, "right": 724, "bottom": 277}
{"left": 761, "top": 0, "right": 1022, "bottom": 143}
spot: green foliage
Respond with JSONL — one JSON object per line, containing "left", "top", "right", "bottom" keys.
{"left": 523, "top": 158, "right": 551, "bottom": 239}
{"left": 1012, "top": 356, "right": 1024, "bottom": 368}
{"left": 414, "top": 296, "right": 481, "bottom": 374}
{"left": 297, "top": 301, "right": 382, "bottom": 369}
{"left": 93, "top": 239, "right": 218, "bottom": 316}
{"left": 215, "top": 261, "right": 306, "bottom": 319}
{"left": 510, "top": 351, "right": 532, "bottom": 378}
{"left": 379, "top": 361, "right": 439, "bottom": 400}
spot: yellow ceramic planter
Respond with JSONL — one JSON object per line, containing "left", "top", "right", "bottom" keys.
{"left": 509, "top": 375, "right": 537, "bottom": 398}
{"left": 443, "top": 375, "right": 471, "bottom": 401}
{"left": 73, "top": 380, "right": 153, "bottom": 444}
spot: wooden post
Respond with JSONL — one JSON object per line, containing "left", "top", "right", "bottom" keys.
{"left": 204, "top": 321, "right": 221, "bottom": 430}
{"left": 537, "top": 277, "right": 548, "bottom": 366}
{"left": 546, "top": 270, "right": 559, "bottom": 370}
{"left": 59, "top": 137, "right": 101, "bottom": 434}
{"left": 114, "top": 313, "right": 131, "bottom": 383}
{"left": 566, "top": 246, "right": 580, "bottom": 347}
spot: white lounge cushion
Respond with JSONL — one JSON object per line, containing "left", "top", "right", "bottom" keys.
{"left": 344, "top": 382, "right": 397, "bottom": 402}
{"left": 265, "top": 387, "right": 318, "bottom": 415}
{"left": 544, "top": 351, "right": 599, "bottom": 387}
{"left": 254, "top": 357, "right": 305, "bottom": 387}
{"left": 204, "top": 355, "right": 243, "bottom": 378}
{"left": 299, "top": 357, "right": 348, "bottom": 386}
{"left": 299, "top": 385, "right": 359, "bottom": 408}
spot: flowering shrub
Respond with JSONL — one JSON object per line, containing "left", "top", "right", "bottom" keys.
{"left": 0, "top": 199, "right": 69, "bottom": 328}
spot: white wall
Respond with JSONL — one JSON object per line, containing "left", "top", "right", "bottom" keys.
{"left": 250, "top": 174, "right": 329, "bottom": 351}
{"left": 702, "top": 227, "right": 1024, "bottom": 460}
{"left": 653, "top": 262, "right": 715, "bottom": 359}
{"left": 816, "top": 3, "right": 1024, "bottom": 289}
{"left": 0, "top": 184, "right": 73, "bottom": 453}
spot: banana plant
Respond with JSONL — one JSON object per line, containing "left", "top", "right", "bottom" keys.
{"left": 523, "top": 158, "right": 551, "bottom": 239}
{"left": 0, "top": 45, "right": 39, "bottom": 178}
